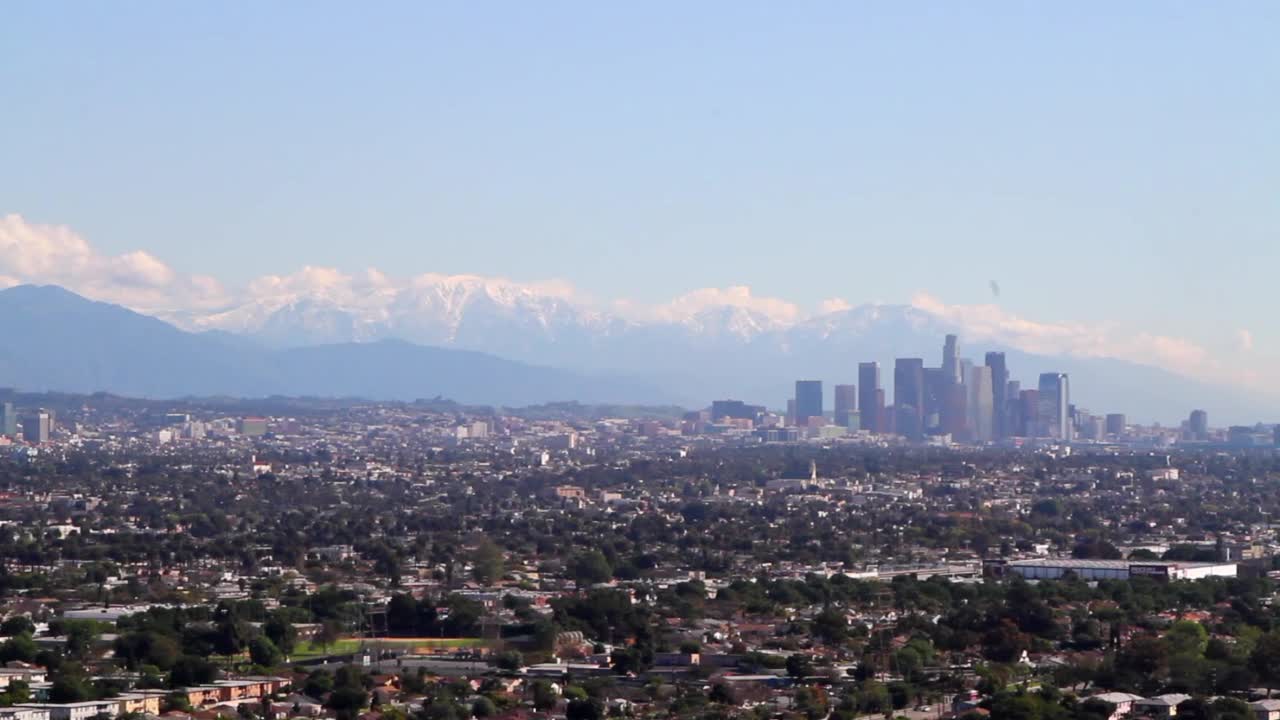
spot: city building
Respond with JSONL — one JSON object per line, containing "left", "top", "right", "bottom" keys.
{"left": 0, "top": 403, "right": 16, "bottom": 438}
{"left": 858, "top": 363, "right": 881, "bottom": 433}
{"left": 943, "top": 334, "right": 961, "bottom": 384}
{"left": 20, "top": 411, "right": 50, "bottom": 444}
{"left": 985, "top": 352, "right": 1008, "bottom": 440}
{"left": 893, "top": 358, "right": 925, "bottom": 440}
{"left": 966, "top": 365, "right": 994, "bottom": 442}
{"left": 833, "top": 384, "right": 857, "bottom": 428}
{"left": 793, "top": 381, "right": 823, "bottom": 426}
{"left": 1106, "top": 413, "right": 1127, "bottom": 437}
{"left": 238, "top": 417, "right": 268, "bottom": 437}
{"left": 1018, "top": 389, "right": 1039, "bottom": 437}
{"left": 1189, "top": 409, "right": 1208, "bottom": 441}
{"left": 1037, "top": 373, "right": 1071, "bottom": 440}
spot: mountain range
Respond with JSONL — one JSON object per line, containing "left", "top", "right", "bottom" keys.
{"left": 0, "top": 282, "right": 1272, "bottom": 423}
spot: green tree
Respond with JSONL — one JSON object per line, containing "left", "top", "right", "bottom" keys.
{"left": 471, "top": 539, "right": 505, "bottom": 585}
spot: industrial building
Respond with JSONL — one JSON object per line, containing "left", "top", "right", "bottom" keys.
{"left": 991, "top": 558, "right": 1237, "bottom": 581}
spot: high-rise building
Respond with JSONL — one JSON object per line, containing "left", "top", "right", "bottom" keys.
{"left": 833, "top": 384, "right": 857, "bottom": 428}
{"left": 858, "top": 363, "right": 881, "bottom": 432}
{"left": 984, "top": 352, "right": 1009, "bottom": 440}
{"left": 941, "top": 382, "right": 968, "bottom": 438}
{"left": 1189, "top": 410, "right": 1209, "bottom": 441}
{"left": 21, "top": 411, "right": 50, "bottom": 444}
{"left": 238, "top": 417, "right": 268, "bottom": 437}
{"left": 1037, "top": 373, "right": 1071, "bottom": 440}
{"left": 894, "top": 358, "right": 926, "bottom": 440}
{"left": 922, "top": 367, "right": 944, "bottom": 433}
{"left": 0, "top": 403, "right": 16, "bottom": 438}
{"left": 1005, "top": 381, "right": 1022, "bottom": 437}
{"left": 1019, "top": 390, "right": 1039, "bottom": 437}
{"left": 711, "top": 400, "right": 764, "bottom": 422}
{"left": 785, "top": 399, "right": 797, "bottom": 427}
{"left": 942, "top": 334, "right": 961, "bottom": 385}
{"left": 1105, "top": 413, "right": 1126, "bottom": 437}
{"left": 967, "top": 365, "right": 994, "bottom": 442}
{"left": 794, "top": 381, "right": 823, "bottom": 426}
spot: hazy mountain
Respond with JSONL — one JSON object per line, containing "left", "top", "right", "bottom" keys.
{"left": 160, "top": 279, "right": 1276, "bottom": 424}
{"left": 1, "top": 284, "right": 1272, "bottom": 423}
{"left": 0, "top": 285, "right": 660, "bottom": 406}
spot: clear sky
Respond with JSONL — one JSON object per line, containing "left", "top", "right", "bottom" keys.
{"left": 2, "top": 2, "right": 1278, "bottom": 358}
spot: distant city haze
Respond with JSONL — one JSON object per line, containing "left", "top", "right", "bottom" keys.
{"left": 2, "top": 3, "right": 1276, "bottom": 410}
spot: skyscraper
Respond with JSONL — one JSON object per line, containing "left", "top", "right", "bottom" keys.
{"left": 922, "top": 367, "right": 945, "bottom": 433}
{"left": 1189, "top": 410, "right": 1209, "bottom": 441}
{"left": 942, "top": 334, "right": 961, "bottom": 385}
{"left": 894, "top": 358, "right": 925, "bottom": 440}
{"left": 1037, "top": 373, "right": 1071, "bottom": 440}
{"left": 1105, "top": 413, "right": 1126, "bottom": 437}
{"left": 858, "top": 363, "right": 881, "bottom": 432}
{"left": 21, "top": 411, "right": 50, "bottom": 444}
{"left": 833, "top": 384, "right": 857, "bottom": 428}
{"left": 794, "top": 380, "right": 823, "bottom": 426}
{"left": 0, "top": 403, "right": 15, "bottom": 438}
{"left": 1019, "top": 390, "right": 1039, "bottom": 437}
{"left": 967, "top": 365, "right": 994, "bottom": 442}
{"left": 984, "top": 352, "right": 1008, "bottom": 440}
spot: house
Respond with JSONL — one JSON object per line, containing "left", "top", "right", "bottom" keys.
{"left": 1134, "top": 694, "right": 1191, "bottom": 719}
{"left": 117, "top": 691, "right": 166, "bottom": 715}
{"left": 1135, "top": 694, "right": 1191, "bottom": 719}
{"left": 1250, "top": 699, "right": 1280, "bottom": 720}
{"left": 16, "top": 701, "right": 119, "bottom": 720}
{"left": 0, "top": 708, "right": 50, "bottom": 720}
{"left": 1090, "top": 693, "right": 1146, "bottom": 720}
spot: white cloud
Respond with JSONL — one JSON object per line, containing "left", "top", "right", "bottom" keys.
{"left": 0, "top": 214, "right": 227, "bottom": 311}
{"left": 1237, "top": 329, "right": 1254, "bottom": 352}
{"left": 0, "top": 213, "right": 1268, "bottom": 392}
{"left": 907, "top": 292, "right": 1252, "bottom": 387}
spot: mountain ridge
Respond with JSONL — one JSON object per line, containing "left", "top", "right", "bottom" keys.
{"left": 1, "top": 284, "right": 1274, "bottom": 424}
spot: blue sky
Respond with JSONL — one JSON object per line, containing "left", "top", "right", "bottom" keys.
{"left": 2, "top": 2, "right": 1278, "bottom": 361}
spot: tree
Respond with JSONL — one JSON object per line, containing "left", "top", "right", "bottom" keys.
{"left": 0, "top": 617, "right": 34, "bottom": 637}
{"left": 494, "top": 650, "right": 523, "bottom": 671}
{"left": 169, "top": 655, "right": 218, "bottom": 687}
{"left": 249, "top": 636, "right": 283, "bottom": 668}
{"left": 570, "top": 551, "right": 613, "bottom": 588}
{"left": 1250, "top": 631, "right": 1280, "bottom": 695}
{"left": 565, "top": 699, "right": 602, "bottom": 720}
{"left": 263, "top": 615, "right": 298, "bottom": 655}
{"left": 786, "top": 654, "right": 815, "bottom": 679}
{"left": 315, "top": 620, "right": 343, "bottom": 654}
{"left": 471, "top": 539, "right": 505, "bottom": 585}
{"left": 530, "top": 680, "right": 558, "bottom": 712}
{"left": 471, "top": 698, "right": 496, "bottom": 718}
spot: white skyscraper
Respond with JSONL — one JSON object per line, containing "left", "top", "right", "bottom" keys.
{"left": 1036, "top": 373, "right": 1071, "bottom": 440}
{"left": 967, "top": 365, "right": 994, "bottom": 442}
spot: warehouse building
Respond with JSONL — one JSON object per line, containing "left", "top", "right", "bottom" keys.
{"left": 990, "top": 558, "right": 1236, "bottom": 581}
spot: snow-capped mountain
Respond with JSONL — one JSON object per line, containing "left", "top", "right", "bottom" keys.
{"left": 142, "top": 274, "right": 1279, "bottom": 423}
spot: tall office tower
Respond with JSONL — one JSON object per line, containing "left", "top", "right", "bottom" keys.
{"left": 1005, "top": 380, "right": 1021, "bottom": 437}
{"left": 1189, "top": 409, "right": 1209, "bottom": 441}
{"left": 966, "top": 365, "right": 994, "bottom": 442}
{"left": 984, "top": 352, "right": 1009, "bottom": 439}
{"left": 922, "top": 368, "right": 944, "bottom": 432}
{"left": 941, "top": 382, "right": 968, "bottom": 438}
{"left": 1036, "top": 373, "right": 1071, "bottom": 440}
{"left": 894, "top": 358, "right": 926, "bottom": 440}
{"left": 0, "top": 403, "right": 15, "bottom": 438}
{"left": 833, "top": 384, "right": 857, "bottom": 428}
{"left": 1105, "top": 413, "right": 1127, "bottom": 437}
{"left": 942, "top": 334, "right": 961, "bottom": 384}
{"left": 21, "top": 411, "right": 50, "bottom": 444}
{"left": 858, "top": 363, "right": 881, "bottom": 432}
{"left": 1019, "top": 390, "right": 1039, "bottom": 437}
{"left": 794, "top": 380, "right": 823, "bottom": 426}
{"left": 785, "top": 399, "right": 797, "bottom": 427}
